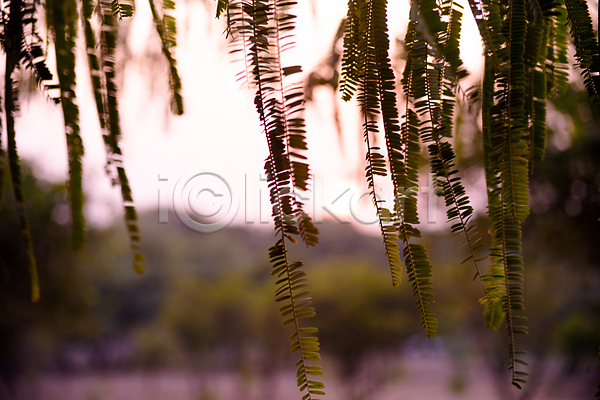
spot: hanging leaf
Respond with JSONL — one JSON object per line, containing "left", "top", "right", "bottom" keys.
{"left": 3, "top": 0, "right": 41, "bottom": 302}
{"left": 98, "top": 0, "right": 145, "bottom": 273}
{"left": 47, "top": 0, "right": 86, "bottom": 251}
{"left": 222, "top": 1, "right": 323, "bottom": 397}
{"left": 148, "top": 0, "right": 184, "bottom": 114}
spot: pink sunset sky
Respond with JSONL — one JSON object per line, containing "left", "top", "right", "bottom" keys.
{"left": 11, "top": 0, "right": 486, "bottom": 233}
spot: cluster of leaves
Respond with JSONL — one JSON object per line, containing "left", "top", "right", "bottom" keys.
{"left": 334, "top": 0, "right": 600, "bottom": 391}
{"left": 217, "top": 0, "right": 598, "bottom": 393}
{"left": 1, "top": 0, "right": 600, "bottom": 397}
{"left": 476, "top": 0, "right": 600, "bottom": 387}
{"left": 217, "top": 1, "right": 324, "bottom": 398}
{"left": 0, "top": 0, "right": 183, "bottom": 301}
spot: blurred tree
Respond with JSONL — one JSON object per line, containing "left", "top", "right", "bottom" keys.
{"left": 0, "top": 167, "right": 100, "bottom": 397}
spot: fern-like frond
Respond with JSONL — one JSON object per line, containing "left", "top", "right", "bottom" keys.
{"left": 148, "top": 0, "right": 184, "bottom": 114}
{"left": 490, "top": 202, "right": 529, "bottom": 388}
{"left": 223, "top": 1, "right": 323, "bottom": 397}
{"left": 98, "top": 0, "right": 145, "bottom": 273}
{"left": 351, "top": 0, "right": 406, "bottom": 290}
{"left": 398, "top": 23, "right": 423, "bottom": 229}
{"left": 465, "top": 0, "right": 505, "bottom": 65}
{"left": 440, "top": 0, "right": 468, "bottom": 82}
{"left": 216, "top": 0, "right": 235, "bottom": 39}
{"left": 19, "top": 1, "right": 58, "bottom": 96}
{"left": 367, "top": 3, "right": 440, "bottom": 318}
{"left": 119, "top": 168, "right": 146, "bottom": 273}
{"left": 502, "top": 0, "right": 530, "bottom": 223}
{"left": 371, "top": 0, "right": 404, "bottom": 285}
{"left": 398, "top": 109, "right": 421, "bottom": 229}
{"left": 410, "top": 0, "right": 490, "bottom": 306}
{"left": 270, "top": 241, "right": 324, "bottom": 399}
{"left": 4, "top": 0, "right": 39, "bottom": 302}
{"left": 80, "top": 0, "right": 145, "bottom": 270}
{"left": 5, "top": 82, "right": 39, "bottom": 303}
{"left": 111, "top": 0, "right": 134, "bottom": 19}
{"left": 47, "top": 0, "right": 86, "bottom": 251}
{"left": 481, "top": 56, "right": 505, "bottom": 329}
{"left": 413, "top": 0, "right": 445, "bottom": 45}
{"left": 273, "top": 0, "right": 318, "bottom": 246}
{"left": 98, "top": 3, "right": 124, "bottom": 183}
{"left": 563, "top": 0, "right": 600, "bottom": 103}
{"left": 484, "top": 32, "right": 530, "bottom": 385}
{"left": 80, "top": 0, "right": 108, "bottom": 133}
{"left": 398, "top": 5, "right": 443, "bottom": 338}
{"left": 229, "top": 0, "right": 318, "bottom": 247}
{"left": 527, "top": 22, "right": 548, "bottom": 163}
{"left": 404, "top": 243, "right": 438, "bottom": 336}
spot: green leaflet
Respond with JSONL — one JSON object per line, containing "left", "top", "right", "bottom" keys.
{"left": 47, "top": 0, "right": 86, "bottom": 251}
{"left": 111, "top": 0, "right": 134, "bottom": 18}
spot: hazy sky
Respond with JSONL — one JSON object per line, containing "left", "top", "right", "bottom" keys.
{"left": 13, "top": 0, "right": 484, "bottom": 233}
